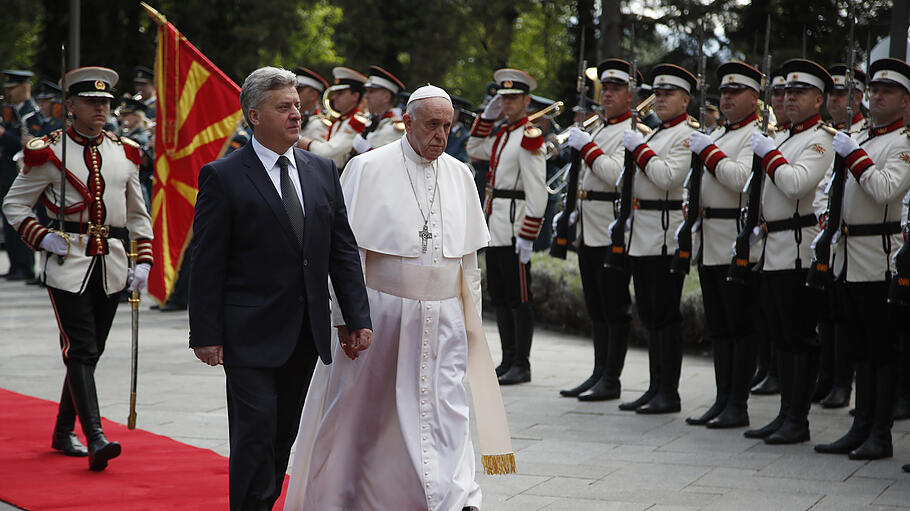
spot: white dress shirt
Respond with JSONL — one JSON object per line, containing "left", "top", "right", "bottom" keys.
{"left": 252, "top": 134, "right": 305, "bottom": 214}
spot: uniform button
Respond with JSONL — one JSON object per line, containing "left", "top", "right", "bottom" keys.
{"left": 424, "top": 459, "right": 429, "bottom": 464}
{"left": 433, "top": 258, "right": 439, "bottom": 263}
{"left": 421, "top": 400, "right": 426, "bottom": 404}
{"left": 303, "top": 259, "right": 308, "bottom": 266}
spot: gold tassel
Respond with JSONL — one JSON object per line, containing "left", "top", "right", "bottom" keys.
{"left": 481, "top": 453, "right": 516, "bottom": 475}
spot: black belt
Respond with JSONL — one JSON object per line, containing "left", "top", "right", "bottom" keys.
{"left": 578, "top": 190, "right": 620, "bottom": 202}
{"left": 701, "top": 207, "right": 741, "bottom": 219}
{"left": 50, "top": 221, "right": 128, "bottom": 239}
{"left": 633, "top": 198, "right": 683, "bottom": 210}
{"left": 763, "top": 214, "right": 817, "bottom": 233}
{"left": 843, "top": 221, "right": 901, "bottom": 237}
{"left": 491, "top": 189, "right": 525, "bottom": 200}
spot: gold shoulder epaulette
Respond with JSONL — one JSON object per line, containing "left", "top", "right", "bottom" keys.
{"left": 686, "top": 116, "right": 700, "bottom": 129}
{"left": 393, "top": 120, "right": 405, "bottom": 131}
{"left": 636, "top": 123, "right": 652, "bottom": 135}
{"left": 817, "top": 124, "right": 837, "bottom": 136}
{"left": 26, "top": 136, "right": 48, "bottom": 151}
{"left": 524, "top": 126, "right": 542, "bottom": 138}
{"left": 120, "top": 136, "right": 141, "bottom": 149}
{"left": 353, "top": 113, "right": 369, "bottom": 125}
{"left": 321, "top": 118, "right": 333, "bottom": 128}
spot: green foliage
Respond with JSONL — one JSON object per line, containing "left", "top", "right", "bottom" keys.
{"left": 0, "top": 0, "right": 44, "bottom": 73}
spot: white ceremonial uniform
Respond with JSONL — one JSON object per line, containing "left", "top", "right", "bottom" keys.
{"left": 365, "top": 109, "right": 406, "bottom": 149}
{"left": 812, "top": 115, "right": 867, "bottom": 218}
{"left": 303, "top": 109, "right": 367, "bottom": 169}
{"left": 466, "top": 116, "right": 547, "bottom": 245}
{"left": 627, "top": 113, "right": 695, "bottom": 256}
{"left": 2, "top": 128, "right": 154, "bottom": 293}
{"left": 284, "top": 136, "right": 491, "bottom": 511}
{"left": 696, "top": 113, "right": 760, "bottom": 265}
{"left": 833, "top": 122, "right": 910, "bottom": 282}
{"left": 301, "top": 108, "right": 330, "bottom": 141}
{"left": 577, "top": 113, "right": 632, "bottom": 246}
{"left": 759, "top": 114, "right": 834, "bottom": 271}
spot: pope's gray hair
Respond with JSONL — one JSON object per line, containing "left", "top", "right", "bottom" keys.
{"left": 240, "top": 66, "right": 297, "bottom": 129}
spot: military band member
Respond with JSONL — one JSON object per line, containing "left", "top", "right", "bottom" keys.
{"left": 686, "top": 62, "right": 763, "bottom": 428}
{"left": 559, "top": 59, "right": 641, "bottom": 401}
{"left": 812, "top": 64, "right": 868, "bottom": 409}
{"left": 133, "top": 66, "right": 156, "bottom": 118}
{"left": 294, "top": 67, "right": 330, "bottom": 141}
{"left": 813, "top": 58, "right": 910, "bottom": 460}
{"left": 616, "top": 64, "right": 696, "bottom": 414}
{"left": 466, "top": 68, "right": 546, "bottom": 385}
{"left": 1, "top": 66, "right": 154, "bottom": 470}
{"left": 37, "top": 80, "right": 65, "bottom": 132}
{"left": 743, "top": 59, "right": 834, "bottom": 445}
{"left": 1, "top": 69, "right": 49, "bottom": 281}
{"left": 352, "top": 65, "right": 406, "bottom": 154}
{"left": 298, "top": 67, "right": 368, "bottom": 170}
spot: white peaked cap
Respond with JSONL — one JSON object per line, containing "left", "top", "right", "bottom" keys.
{"left": 407, "top": 84, "right": 452, "bottom": 106}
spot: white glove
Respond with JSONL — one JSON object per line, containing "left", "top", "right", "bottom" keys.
{"left": 688, "top": 131, "right": 713, "bottom": 155}
{"left": 128, "top": 263, "right": 151, "bottom": 293}
{"left": 832, "top": 131, "right": 860, "bottom": 158}
{"left": 482, "top": 95, "right": 503, "bottom": 120}
{"left": 551, "top": 211, "right": 563, "bottom": 232}
{"left": 352, "top": 133, "right": 372, "bottom": 154}
{"left": 621, "top": 129, "right": 645, "bottom": 152}
{"left": 566, "top": 127, "right": 593, "bottom": 150}
{"left": 551, "top": 209, "right": 580, "bottom": 232}
{"left": 40, "top": 232, "right": 68, "bottom": 256}
{"left": 514, "top": 237, "right": 533, "bottom": 264}
{"left": 750, "top": 132, "right": 776, "bottom": 158}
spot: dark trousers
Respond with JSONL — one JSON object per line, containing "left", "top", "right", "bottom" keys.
{"left": 47, "top": 262, "right": 121, "bottom": 366}
{"left": 578, "top": 244, "right": 631, "bottom": 323}
{"left": 759, "top": 270, "right": 821, "bottom": 353}
{"left": 630, "top": 255, "right": 684, "bottom": 329}
{"left": 224, "top": 336, "right": 318, "bottom": 511}
{"left": 837, "top": 280, "right": 897, "bottom": 363}
{"left": 699, "top": 264, "right": 759, "bottom": 344}
{"left": 486, "top": 244, "right": 532, "bottom": 307}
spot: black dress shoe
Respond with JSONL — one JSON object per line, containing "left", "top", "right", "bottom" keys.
{"left": 686, "top": 402, "right": 725, "bottom": 426}
{"left": 4, "top": 269, "right": 33, "bottom": 281}
{"left": 894, "top": 397, "right": 910, "bottom": 420}
{"left": 495, "top": 363, "right": 511, "bottom": 378}
{"left": 821, "top": 385, "right": 851, "bottom": 409}
{"left": 744, "top": 416, "right": 784, "bottom": 439}
{"left": 751, "top": 374, "right": 780, "bottom": 395}
{"left": 159, "top": 302, "right": 188, "bottom": 312}
{"left": 577, "top": 379, "right": 620, "bottom": 401}
{"left": 706, "top": 409, "right": 749, "bottom": 429}
{"left": 560, "top": 373, "right": 601, "bottom": 397}
{"left": 635, "top": 393, "right": 680, "bottom": 414}
{"left": 764, "top": 421, "right": 810, "bottom": 444}
{"left": 498, "top": 366, "right": 530, "bottom": 385}
{"left": 88, "top": 437, "right": 121, "bottom": 471}
{"left": 25, "top": 277, "right": 45, "bottom": 286}
{"left": 902, "top": 463, "right": 910, "bottom": 473}
{"left": 814, "top": 431, "right": 868, "bottom": 454}
{"left": 848, "top": 437, "right": 892, "bottom": 460}
{"left": 52, "top": 431, "right": 89, "bottom": 457}
{"left": 619, "top": 390, "right": 655, "bottom": 411}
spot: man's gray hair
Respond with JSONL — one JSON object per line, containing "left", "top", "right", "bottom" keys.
{"left": 240, "top": 66, "right": 297, "bottom": 128}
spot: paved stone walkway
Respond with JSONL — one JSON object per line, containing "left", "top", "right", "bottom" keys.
{"left": 2, "top": 255, "right": 910, "bottom": 510}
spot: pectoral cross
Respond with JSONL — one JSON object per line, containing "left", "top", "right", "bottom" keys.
{"left": 418, "top": 224, "right": 433, "bottom": 253}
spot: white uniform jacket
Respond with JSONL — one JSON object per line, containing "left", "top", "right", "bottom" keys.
{"left": 301, "top": 108, "right": 330, "bottom": 141}
{"left": 364, "top": 109, "right": 405, "bottom": 149}
{"left": 302, "top": 108, "right": 367, "bottom": 170}
{"left": 576, "top": 112, "right": 632, "bottom": 247}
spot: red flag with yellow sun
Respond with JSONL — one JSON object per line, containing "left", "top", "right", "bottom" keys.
{"left": 143, "top": 3, "right": 243, "bottom": 304}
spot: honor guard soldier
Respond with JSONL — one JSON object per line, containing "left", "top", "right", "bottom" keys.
{"left": 686, "top": 61, "right": 763, "bottom": 428}
{"left": 37, "top": 80, "right": 65, "bottom": 132}
{"left": 466, "top": 68, "right": 547, "bottom": 385}
{"left": 768, "top": 70, "right": 791, "bottom": 141}
{"left": 813, "top": 58, "right": 910, "bottom": 460}
{"left": 1, "top": 67, "right": 154, "bottom": 470}
{"left": 117, "top": 97, "right": 154, "bottom": 210}
{"left": 559, "top": 59, "right": 643, "bottom": 401}
{"left": 352, "top": 65, "right": 406, "bottom": 154}
{"left": 617, "top": 63, "right": 697, "bottom": 414}
{"left": 294, "top": 67, "right": 330, "bottom": 141}
{"left": 1, "top": 69, "right": 49, "bottom": 281}
{"left": 133, "top": 66, "right": 156, "bottom": 118}
{"left": 298, "top": 66, "right": 369, "bottom": 170}
{"left": 743, "top": 59, "right": 834, "bottom": 445}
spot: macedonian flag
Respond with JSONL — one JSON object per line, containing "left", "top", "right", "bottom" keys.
{"left": 143, "top": 3, "right": 242, "bottom": 304}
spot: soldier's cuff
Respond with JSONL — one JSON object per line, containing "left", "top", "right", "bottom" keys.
{"left": 632, "top": 143, "right": 657, "bottom": 172}
{"left": 845, "top": 148, "right": 874, "bottom": 180}
{"left": 581, "top": 142, "right": 604, "bottom": 167}
{"left": 699, "top": 144, "right": 728, "bottom": 174}
{"left": 19, "top": 217, "right": 49, "bottom": 251}
{"left": 135, "top": 238, "right": 154, "bottom": 265}
{"left": 470, "top": 118, "right": 495, "bottom": 138}
{"left": 761, "top": 149, "right": 787, "bottom": 181}
{"left": 518, "top": 216, "right": 544, "bottom": 240}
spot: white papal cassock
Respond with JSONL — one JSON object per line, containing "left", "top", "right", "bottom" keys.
{"left": 284, "top": 135, "right": 492, "bottom": 511}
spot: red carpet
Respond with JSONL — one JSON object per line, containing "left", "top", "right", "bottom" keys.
{"left": 0, "top": 388, "right": 288, "bottom": 510}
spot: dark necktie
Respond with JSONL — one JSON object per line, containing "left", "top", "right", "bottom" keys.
{"left": 278, "top": 155, "right": 304, "bottom": 245}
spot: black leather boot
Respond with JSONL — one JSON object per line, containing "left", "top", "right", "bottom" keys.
{"left": 67, "top": 362, "right": 121, "bottom": 470}
{"left": 51, "top": 377, "right": 88, "bottom": 457}
{"left": 821, "top": 324, "right": 853, "bottom": 408}
{"left": 495, "top": 307, "right": 516, "bottom": 377}
{"left": 688, "top": 339, "right": 731, "bottom": 425}
{"left": 766, "top": 348, "right": 817, "bottom": 445}
{"left": 499, "top": 304, "right": 532, "bottom": 385}
{"left": 751, "top": 329, "right": 770, "bottom": 388}
{"left": 637, "top": 326, "right": 681, "bottom": 414}
{"left": 579, "top": 320, "right": 629, "bottom": 401}
{"left": 816, "top": 360, "right": 872, "bottom": 454}
{"left": 752, "top": 344, "right": 781, "bottom": 395}
{"left": 745, "top": 352, "right": 791, "bottom": 439}
{"left": 562, "top": 321, "right": 608, "bottom": 397}
{"left": 849, "top": 362, "right": 896, "bottom": 460}
{"left": 812, "top": 320, "right": 835, "bottom": 402}
{"left": 708, "top": 338, "right": 755, "bottom": 429}
{"left": 619, "top": 329, "right": 660, "bottom": 411}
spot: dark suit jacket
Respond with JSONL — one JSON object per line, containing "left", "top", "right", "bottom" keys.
{"left": 188, "top": 142, "right": 370, "bottom": 367}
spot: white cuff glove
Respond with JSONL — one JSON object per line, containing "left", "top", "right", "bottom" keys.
{"left": 40, "top": 232, "right": 68, "bottom": 256}
{"left": 482, "top": 95, "right": 503, "bottom": 120}
{"left": 514, "top": 237, "right": 533, "bottom": 265}
{"left": 566, "top": 126, "right": 593, "bottom": 150}
{"left": 621, "top": 129, "right": 645, "bottom": 152}
{"left": 688, "top": 131, "right": 713, "bottom": 155}
{"left": 750, "top": 131, "right": 776, "bottom": 158}
{"left": 832, "top": 131, "right": 860, "bottom": 158}
{"left": 550, "top": 209, "right": 579, "bottom": 232}
{"left": 352, "top": 133, "right": 372, "bottom": 154}
{"left": 128, "top": 263, "right": 151, "bottom": 293}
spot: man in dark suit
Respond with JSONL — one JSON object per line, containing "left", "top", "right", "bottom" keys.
{"left": 189, "top": 66, "right": 372, "bottom": 511}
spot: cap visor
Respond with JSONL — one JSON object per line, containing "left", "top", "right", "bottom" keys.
{"left": 496, "top": 89, "right": 526, "bottom": 95}
{"left": 77, "top": 91, "right": 114, "bottom": 99}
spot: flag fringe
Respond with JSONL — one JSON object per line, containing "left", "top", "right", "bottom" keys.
{"left": 481, "top": 453, "right": 516, "bottom": 475}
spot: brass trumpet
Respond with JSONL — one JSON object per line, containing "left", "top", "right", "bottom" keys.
{"left": 321, "top": 88, "right": 341, "bottom": 124}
